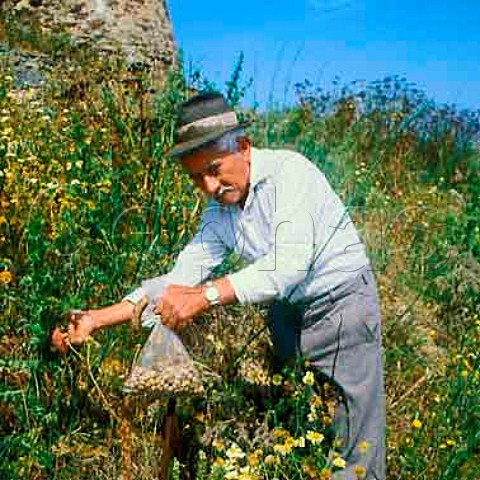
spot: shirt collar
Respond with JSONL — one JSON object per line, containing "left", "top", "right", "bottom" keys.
{"left": 242, "top": 147, "right": 269, "bottom": 210}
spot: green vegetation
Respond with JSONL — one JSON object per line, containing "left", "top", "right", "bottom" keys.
{"left": 1, "top": 14, "right": 479, "bottom": 479}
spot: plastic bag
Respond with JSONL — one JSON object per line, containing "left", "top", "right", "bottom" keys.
{"left": 123, "top": 304, "right": 205, "bottom": 397}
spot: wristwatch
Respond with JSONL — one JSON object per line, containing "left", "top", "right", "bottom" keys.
{"left": 204, "top": 281, "right": 220, "bottom": 306}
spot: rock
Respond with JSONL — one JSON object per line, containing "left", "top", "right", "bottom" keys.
{"left": 2, "top": 0, "right": 177, "bottom": 86}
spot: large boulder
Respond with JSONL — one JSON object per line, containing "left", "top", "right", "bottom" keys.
{"left": 5, "top": 0, "right": 177, "bottom": 84}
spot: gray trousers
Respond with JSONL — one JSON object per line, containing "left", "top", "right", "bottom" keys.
{"left": 267, "top": 267, "right": 386, "bottom": 479}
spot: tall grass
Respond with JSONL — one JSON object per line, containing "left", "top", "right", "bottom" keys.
{"left": 1, "top": 12, "right": 479, "bottom": 480}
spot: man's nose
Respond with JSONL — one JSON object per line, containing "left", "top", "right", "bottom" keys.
{"left": 202, "top": 175, "right": 220, "bottom": 195}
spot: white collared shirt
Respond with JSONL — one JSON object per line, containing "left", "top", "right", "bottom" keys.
{"left": 125, "top": 148, "right": 369, "bottom": 325}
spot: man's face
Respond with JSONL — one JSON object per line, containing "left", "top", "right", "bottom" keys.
{"left": 180, "top": 137, "right": 251, "bottom": 206}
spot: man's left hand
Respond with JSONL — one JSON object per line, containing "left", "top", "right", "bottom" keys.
{"left": 154, "top": 284, "right": 209, "bottom": 330}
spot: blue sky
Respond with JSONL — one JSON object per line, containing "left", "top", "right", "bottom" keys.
{"left": 167, "top": 0, "right": 480, "bottom": 111}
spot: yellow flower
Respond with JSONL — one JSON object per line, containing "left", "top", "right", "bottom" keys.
{"left": 411, "top": 419, "right": 422, "bottom": 429}
{"left": 272, "top": 374, "right": 283, "bottom": 386}
{"left": 0, "top": 270, "right": 12, "bottom": 284}
{"left": 238, "top": 465, "right": 259, "bottom": 480}
{"left": 319, "top": 467, "right": 332, "bottom": 479}
{"left": 323, "top": 413, "right": 333, "bottom": 426}
{"left": 294, "top": 436, "right": 305, "bottom": 448}
{"left": 272, "top": 427, "right": 289, "bottom": 439}
{"left": 194, "top": 412, "right": 205, "bottom": 422}
{"left": 284, "top": 436, "right": 295, "bottom": 448}
{"left": 212, "top": 438, "right": 225, "bottom": 451}
{"left": 213, "top": 457, "right": 225, "bottom": 467}
{"left": 225, "top": 470, "right": 238, "bottom": 480}
{"left": 303, "top": 371, "right": 315, "bottom": 386}
{"left": 273, "top": 443, "right": 293, "bottom": 456}
{"left": 358, "top": 440, "right": 370, "bottom": 454}
{"left": 226, "top": 444, "right": 245, "bottom": 460}
{"left": 307, "top": 411, "right": 318, "bottom": 422}
{"left": 463, "top": 358, "right": 472, "bottom": 370}
{"left": 306, "top": 430, "right": 325, "bottom": 444}
{"left": 332, "top": 456, "right": 346, "bottom": 469}
{"left": 263, "top": 454, "right": 277, "bottom": 466}
{"left": 445, "top": 439, "right": 456, "bottom": 447}
{"left": 273, "top": 434, "right": 296, "bottom": 456}
{"left": 247, "top": 452, "right": 260, "bottom": 467}
{"left": 354, "top": 465, "right": 367, "bottom": 478}
{"left": 0, "top": 215, "right": 6, "bottom": 225}
{"left": 302, "top": 464, "right": 318, "bottom": 478}
{"left": 332, "top": 439, "right": 344, "bottom": 450}
{"left": 101, "top": 358, "right": 123, "bottom": 376}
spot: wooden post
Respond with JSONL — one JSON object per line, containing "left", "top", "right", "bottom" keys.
{"left": 159, "top": 397, "right": 179, "bottom": 479}
{"left": 120, "top": 397, "right": 134, "bottom": 480}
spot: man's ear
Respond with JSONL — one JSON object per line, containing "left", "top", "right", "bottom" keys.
{"left": 237, "top": 136, "right": 251, "bottom": 155}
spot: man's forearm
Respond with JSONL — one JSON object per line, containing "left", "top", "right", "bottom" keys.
{"left": 86, "top": 301, "right": 135, "bottom": 331}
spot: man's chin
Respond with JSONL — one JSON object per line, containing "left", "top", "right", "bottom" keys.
{"left": 215, "top": 191, "right": 239, "bottom": 205}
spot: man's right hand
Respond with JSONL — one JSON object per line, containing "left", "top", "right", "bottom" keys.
{"left": 51, "top": 302, "right": 135, "bottom": 354}
{"left": 67, "top": 310, "right": 97, "bottom": 346}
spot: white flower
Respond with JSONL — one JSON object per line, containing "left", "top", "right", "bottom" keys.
{"left": 226, "top": 444, "right": 245, "bottom": 460}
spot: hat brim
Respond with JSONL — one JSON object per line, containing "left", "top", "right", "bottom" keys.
{"left": 167, "top": 121, "right": 250, "bottom": 158}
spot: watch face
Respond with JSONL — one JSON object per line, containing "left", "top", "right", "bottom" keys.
{"left": 206, "top": 285, "right": 219, "bottom": 302}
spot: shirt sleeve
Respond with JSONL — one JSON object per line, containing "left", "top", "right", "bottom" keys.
{"left": 123, "top": 203, "right": 228, "bottom": 325}
{"left": 227, "top": 156, "right": 320, "bottom": 304}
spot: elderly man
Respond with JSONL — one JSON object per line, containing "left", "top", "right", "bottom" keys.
{"left": 63, "top": 92, "right": 386, "bottom": 479}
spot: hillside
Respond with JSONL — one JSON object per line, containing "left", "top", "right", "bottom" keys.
{"left": 1, "top": 17, "right": 479, "bottom": 480}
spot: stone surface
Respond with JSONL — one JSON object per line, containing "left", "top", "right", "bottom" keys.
{"left": 0, "top": 42, "right": 52, "bottom": 88}
{"left": 4, "top": 0, "right": 177, "bottom": 84}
